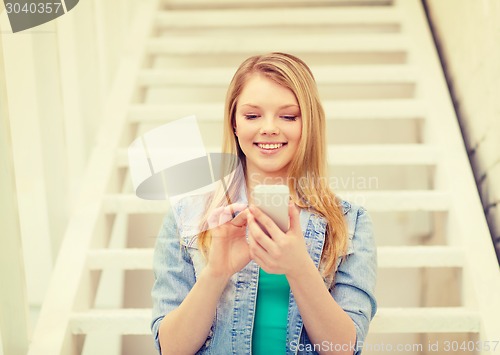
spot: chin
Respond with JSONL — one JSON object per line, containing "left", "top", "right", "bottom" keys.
{"left": 258, "top": 164, "right": 289, "bottom": 176}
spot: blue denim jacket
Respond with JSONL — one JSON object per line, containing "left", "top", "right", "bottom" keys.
{"left": 151, "top": 192, "right": 377, "bottom": 355}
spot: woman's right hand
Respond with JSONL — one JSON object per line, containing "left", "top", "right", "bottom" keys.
{"left": 206, "top": 203, "right": 250, "bottom": 279}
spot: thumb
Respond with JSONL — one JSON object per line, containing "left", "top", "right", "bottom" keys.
{"left": 231, "top": 208, "right": 249, "bottom": 228}
{"left": 288, "top": 200, "right": 301, "bottom": 235}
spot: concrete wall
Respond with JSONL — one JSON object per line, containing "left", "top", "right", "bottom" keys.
{"left": 425, "top": 0, "right": 500, "bottom": 260}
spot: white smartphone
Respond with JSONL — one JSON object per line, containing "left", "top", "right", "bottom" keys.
{"left": 253, "top": 184, "right": 290, "bottom": 233}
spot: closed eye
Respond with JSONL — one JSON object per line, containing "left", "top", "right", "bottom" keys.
{"left": 281, "top": 115, "right": 298, "bottom": 121}
{"left": 244, "top": 114, "right": 259, "bottom": 120}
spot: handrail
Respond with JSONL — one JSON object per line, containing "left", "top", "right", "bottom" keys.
{"left": 27, "top": 1, "right": 159, "bottom": 354}
{"left": 398, "top": 0, "right": 500, "bottom": 342}
{"left": 0, "top": 34, "right": 30, "bottom": 355}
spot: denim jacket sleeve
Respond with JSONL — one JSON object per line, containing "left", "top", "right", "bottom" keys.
{"left": 330, "top": 207, "right": 377, "bottom": 355}
{"left": 150, "top": 207, "right": 196, "bottom": 354}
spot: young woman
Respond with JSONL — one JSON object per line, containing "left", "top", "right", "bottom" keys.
{"left": 151, "top": 52, "right": 377, "bottom": 355}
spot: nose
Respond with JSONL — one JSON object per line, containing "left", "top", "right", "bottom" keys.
{"left": 259, "top": 117, "right": 279, "bottom": 135}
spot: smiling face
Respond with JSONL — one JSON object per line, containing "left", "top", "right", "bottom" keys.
{"left": 234, "top": 73, "right": 302, "bottom": 182}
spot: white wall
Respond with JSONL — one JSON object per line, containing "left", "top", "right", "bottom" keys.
{"left": 426, "top": 0, "right": 500, "bottom": 260}
{"left": 0, "top": 29, "right": 30, "bottom": 355}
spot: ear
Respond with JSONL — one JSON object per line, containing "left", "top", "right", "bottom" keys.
{"left": 233, "top": 126, "right": 238, "bottom": 136}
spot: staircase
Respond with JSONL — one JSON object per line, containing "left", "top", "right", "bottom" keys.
{"left": 28, "top": 0, "right": 500, "bottom": 354}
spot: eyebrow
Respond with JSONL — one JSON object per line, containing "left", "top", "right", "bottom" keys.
{"left": 240, "top": 104, "right": 299, "bottom": 109}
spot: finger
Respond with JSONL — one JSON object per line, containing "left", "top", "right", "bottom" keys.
{"left": 227, "top": 203, "right": 249, "bottom": 215}
{"left": 287, "top": 200, "right": 302, "bottom": 235}
{"left": 248, "top": 214, "right": 277, "bottom": 253}
{"left": 249, "top": 246, "right": 264, "bottom": 267}
{"left": 248, "top": 236, "right": 278, "bottom": 274}
{"left": 248, "top": 230, "right": 270, "bottom": 266}
{"left": 219, "top": 203, "right": 248, "bottom": 225}
{"left": 249, "top": 205, "right": 283, "bottom": 240}
{"left": 231, "top": 208, "right": 249, "bottom": 227}
{"left": 250, "top": 252, "right": 268, "bottom": 272}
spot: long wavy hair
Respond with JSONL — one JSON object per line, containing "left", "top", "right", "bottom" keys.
{"left": 198, "top": 52, "right": 348, "bottom": 277}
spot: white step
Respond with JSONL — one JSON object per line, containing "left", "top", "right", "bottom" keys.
{"left": 86, "top": 246, "right": 465, "bottom": 270}
{"left": 87, "top": 248, "right": 154, "bottom": 270}
{"left": 162, "top": 0, "right": 394, "bottom": 9}
{"left": 156, "top": 7, "right": 400, "bottom": 28}
{"left": 101, "top": 191, "right": 450, "bottom": 214}
{"left": 337, "top": 191, "right": 450, "bottom": 211}
{"left": 127, "top": 100, "right": 426, "bottom": 122}
{"left": 87, "top": 249, "right": 153, "bottom": 270}
{"left": 69, "top": 307, "right": 480, "bottom": 335}
{"left": 137, "top": 65, "right": 417, "bottom": 87}
{"left": 377, "top": 246, "right": 465, "bottom": 268}
{"left": 329, "top": 145, "right": 437, "bottom": 165}
{"left": 147, "top": 34, "right": 408, "bottom": 55}
{"left": 116, "top": 145, "right": 438, "bottom": 168}
{"left": 71, "top": 309, "right": 149, "bottom": 335}
{"left": 370, "top": 308, "right": 481, "bottom": 333}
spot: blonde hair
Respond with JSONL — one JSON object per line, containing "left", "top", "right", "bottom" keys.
{"left": 198, "top": 52, "right": 348, "bottom": 277}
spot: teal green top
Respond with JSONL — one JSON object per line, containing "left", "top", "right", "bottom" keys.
{"left": 252, "top": 268, "right": 291, "bottom": 355}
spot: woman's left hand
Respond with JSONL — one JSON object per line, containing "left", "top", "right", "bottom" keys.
{"left": 247, "top": 200, "right": 311, "bottom": 277}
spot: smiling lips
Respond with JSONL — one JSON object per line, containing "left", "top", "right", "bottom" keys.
{"left": 255, "top": 143, "right": 286, "bottom": 150}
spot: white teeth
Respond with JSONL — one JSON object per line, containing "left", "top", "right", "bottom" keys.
{"left": 258, "top": 143, "right": 283, "bottom": 149}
